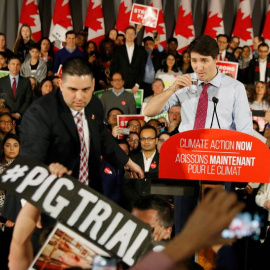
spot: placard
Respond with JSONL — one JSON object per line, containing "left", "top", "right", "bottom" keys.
{"left": 117, "top": 114, "right": 145, "bottom": 129}
{"left": 49, "top": 24, "right": 67, "bottom": 42}
{"left": 130, "top": 4, "right": 159, "bottom": 28}
{"left": 159, "top": 129, "right": 270, "bottom": 183}
{"left": 0, "top": 156, "right": 152, "bottom": 266}
{"left": 216, "top": 61, "right": 239, "bottom": 79}
{"left": 0, "top": 70, "right": 9, "bottom": 78}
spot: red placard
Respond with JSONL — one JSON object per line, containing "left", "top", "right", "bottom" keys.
{"left": 216, "top": 61, "right": 239, "bottom": 79}
{"left": 159, "top": 129, "right": 270, "bottom": 183}
{"left": 130, "top": 4, "right": 159, "bottom": 28}
{"left": 117, "top": 114, "right": 145, "bottom": 129}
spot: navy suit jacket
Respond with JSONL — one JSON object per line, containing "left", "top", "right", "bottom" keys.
{"left": 20, "top": 89, "right": 129, "bottom": 193}
{"left": 0, "top": 75, "right": 32, "bottom": 114}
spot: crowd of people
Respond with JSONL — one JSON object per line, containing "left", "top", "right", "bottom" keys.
{"left": 0, "top": 22, "right": 270, "bottom": 270}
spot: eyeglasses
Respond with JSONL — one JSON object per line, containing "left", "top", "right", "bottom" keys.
{"left": 140, "top": 137, "right": 156, "bottom": 142}
{"left": 158, "top": 139, "right": 166, "bottom": 143}
{"left": 128, "top": 125, "right": 140, "bottom": 129}
{"left": 126, "top": 137, "right": 139, "bottom": 143}
{"left": 0, "top": 120, "right": 12, "bottom": 125}
{"left": 112, "top": 78, "right": 123, "bottom": 82}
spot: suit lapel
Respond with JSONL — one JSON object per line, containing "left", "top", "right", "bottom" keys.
{"left": 131, "top": 45, "right": 137, "bottom": 65}
{"left": 123, "top": 45, "right": 130, "bottom": 65}
{"left": 3, "top": 76, "right": 14, "bottom": 102}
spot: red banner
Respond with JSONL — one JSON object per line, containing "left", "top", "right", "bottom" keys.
{"left": 159, "top": 129, "right": 270, "bottom": 183}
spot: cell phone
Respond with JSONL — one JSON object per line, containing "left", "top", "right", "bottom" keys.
{"left": 92, "top": 255, "right": 117, "bottom": 270}
{"left": 222, "top": 212, "right": 262, "bottom": 240}
{"left": 252, "top": 110, "right": 265, "bottom": 117}
{"left": 153, "top": 31, "right": 158, "bottom": 40}
{"left": 89, "top": 51, "right": 96, "bottom": 56}
{"left": 118, "top": 128, "right": 130, "bottom": 135}
{"left": 158, "top": 122, "right": 165, "bottom": 128}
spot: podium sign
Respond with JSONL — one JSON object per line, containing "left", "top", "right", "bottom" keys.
{"left": 159, "top": 129, "right": 270, "bottom": 183}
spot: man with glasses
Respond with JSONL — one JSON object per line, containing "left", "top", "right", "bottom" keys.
{"left": 100, "top": 72, "right": 136, "bottom": 120}
{"left": 122, "top": 125, "right": 159, "bottom": 210}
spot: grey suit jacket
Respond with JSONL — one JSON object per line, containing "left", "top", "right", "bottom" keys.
{"left": 0, "top": 75, "right": 32, "bottom": 115}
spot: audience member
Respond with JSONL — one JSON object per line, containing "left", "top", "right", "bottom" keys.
{"left": 38, "top": 78, "right": 53, "bottom": 97}
{"left": 147, "top": 119, "right": 160, "bottom": 134}
{"left": 20, "top": 44, "right": 47, "bottom": 83}
{"left": 111, "top": 26, "right": 146, "bottom": 93}
{"left": 180, "top": 50, "right": 193, "bottom": 74}
{"left": 0, "top": 52, "right": 8, "bottom": 71}
{"left": 51, "top": 75, "right": 60, "bottom": 90}
{"left": 227, "top": 36, "right": 240, "bottom": 54}
{"left": 0, "top": 56, "right": 32, "bottom": 121}
{"left": 100, "top": 72, "right": 136, "bottom": 119}
{"left": 75, "top": 32, "right": 86, "bottom": 50}
{"left": 0, "top": 113, "right": 14, "bottom": 153}
{"left": 144, "top": 78, "right": 164, "bottom": 103}
{"left": 157, "top": 131, "right": 171, "bottom": 153}
{"left": 115, "top": 33, "right": 125, "bottom": 46}
{"left": 105, "top": 107, "right": 123, "bottom": 133}
{"left": 142, "top": 36, "right": 164, "bottom": 97}
{"left": 38, "top": 37, "right": 55, "bottom": 76}
{"left": 126, "top": 132, "right": 140, "bottom": 156}
{"left": 249, "top": 42, "right": 270, "bottom": 84}
{"left": 126, "top": 119, "right": 141, "bottom": 134}
{"left": 13, "top": 24, "right": 35, "bottom": 63}
{"left": 238, "top": 45, "right": 251, "bottom": 84}
{"left": 253, "top": 36, "right": 265, "bottom": 59}
{"left": 155, "top": 53, "right": 182, "bottom": 89}
{"left": 167, "top": 105, "right": 181, "bottom": 135}
{"left": 233, "top": 47, "right": 243, "bottom": 61}
{"left": 53, "top": 30, "right": 84, "bottom": 74}
{"left": 108, "top": 28, "right": 118, "bottom": 41}
{"left": 165, "top": 37, "right": 183, "bottom": 68}
{"left": 138, "top": 118, "right": 146, "bottom": 128}
{"left": 249, "top": 81, "right": 270, "bottom": 132}
{"left": 0, "top": 33, "right": 13, "bottom": 60}
{"left": 216, "top": 34, "right": 237, "bottom": 62}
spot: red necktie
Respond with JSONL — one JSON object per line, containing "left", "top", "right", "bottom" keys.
{"left": 194, "top": 83, "right": 211, "bottom": 129}
{"left": 219, "top": 53, "right": 223, "bottom": 61}
{"left": 76, "top": 112, "right": 89, "bottom": 185}
{"left": 12, "top": 78, "right": 16, "bottom": 98}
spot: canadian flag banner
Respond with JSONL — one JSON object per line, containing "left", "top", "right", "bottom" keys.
{"left": 144, "top": 0, "right": 167, "bottom": 49}
{"left": 173, "top": 0, "right": 195, "bottom": 53}
{"left": 84, "top": 0, "right": 105, "bottom": 47}
{"left": 49, "top": 0, "right": 73, "bottom": 42}
{"left": 204, "top": 0, "right": 224, "bottom": 38}
{"left": 262, "top": 1, "right": 270, "bottom": 48}
{"left": 115, "top": 0, "right": 133, "bottom": 34}
{"left": 232, "top": 0, "right": 253, "bottom": 46}
{"left": 19, "top": 0, "right": 42, "bottom": 42}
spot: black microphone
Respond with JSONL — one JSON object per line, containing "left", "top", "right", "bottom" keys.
{"left": 210, "top": 97, "right": 221, "bottom": 128}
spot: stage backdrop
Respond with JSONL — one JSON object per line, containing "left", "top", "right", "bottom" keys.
{"left": 0, "top": 0, "right": 268, "bottom": 50}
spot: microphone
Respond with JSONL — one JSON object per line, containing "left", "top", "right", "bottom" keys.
{"left": 210, "top": 97, "right": 221, "bottom": 129}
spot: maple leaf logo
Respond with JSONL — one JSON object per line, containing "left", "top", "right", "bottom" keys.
{"left": 115, "top": 1, "right": 131, "bottom": 32}
{"left": 85, "top": 1, "right": 103, "bottom": 31}
{"left": 20, "top": 0, "right": 38, "bottom": 27}
{"left": 233, "top": 10, "right": 252, "bottom": 41}
{"left": 53, "top": 0, "right": 73, "bottom": 29}
{"left": 175, "top": 6, "right": 193, "bottom": 38}
{"left": 204, "top": 12, "right": 223, "bottom": 38}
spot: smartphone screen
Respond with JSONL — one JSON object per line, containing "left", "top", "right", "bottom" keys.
{"left": 222, "top": 212, "right": 262, "bottom": 240}
{"left": 92, "top": 255, "right": 117, "bottom": 270}
{"left": 252, "top": 110, "right": 265, "bottom": 117}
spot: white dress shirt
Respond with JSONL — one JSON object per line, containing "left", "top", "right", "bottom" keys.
{"left": 126, "top": 43, "right": 135, "bottom": 64}
{"left": 143, "top": 150, "right": 156, "bottom": 172}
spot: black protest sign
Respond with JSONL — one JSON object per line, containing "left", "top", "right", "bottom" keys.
{"left": 0, "top": 156, "right": 152, "bottom": 266}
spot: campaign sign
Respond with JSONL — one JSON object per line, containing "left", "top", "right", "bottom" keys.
{"left": 130, "top": 4, "right": 159, "bottom": 28}
{"left": 0, "top": 70, "right": 9, "bottom": 78}
{"left": 0, "top": 156, "right": 152, "bottom": 266}
{"left": 125, "top": 89, "right": 144, "bottom": 108}
{"left": 159, "top": 129, "right": 270, "bottom": 183}
{"left": 117, "top": 114, "right": 145, "bottom": 129}
{"left": 216, "top": 61, "right": 239, "bottom": 79}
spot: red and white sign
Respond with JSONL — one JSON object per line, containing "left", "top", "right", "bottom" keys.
{"left": 19, "top": 0, "right": 42, "bottom": 42}
{"left": 159, "top": 129, "right": 270, "bottom": 183}
{"left": 117, "top": 114, "right": 145, "bottom": 129}
{"left": 130, "top": 4, "right": 159, "bottom": 28}
{"left": 216, "top": 61, "right": 239, "bottom": 79}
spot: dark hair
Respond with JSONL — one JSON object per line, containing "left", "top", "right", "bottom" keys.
{"left": 126, "top": 119, "right": 141, "bottom": 128}
{"left": 84, "top": 40, "right": 99, "bottom": 55}
{"left": 62, "top": 57, "right": 93, "bottom": 81}
{"left": 242, "top": 45, "right": 250, "bottom": 51}
{"left": 157, "top": 131, "right": 171, "bottom": 139}
{"left": 140, "top": 124, "right": 157, "bottom": 138}
{"left": 117, "top": 139, "right": 129, "bottom": 150}
{"left": 258, "top": 42, "right": 269, "bottom": 50}
{"left": 0, "top": 52, "right": 7, "bottom": 59}
{"left": 38, "top": 37, "right": 54, "bottom": 56}
{"left": 133, "top": 195, "right": 174, "bottom": 228}
{"left": 188, "top": 35, "right": 219, "bottom": 59}
{"left": 111, "top": 72, "right": 123, "bottom": 81}
{"left": 107, "top": 107, "right": 124, "bottom": 120}
{"left": 99, "top": 38, "right": 115, "bottom": 61}
{"left": 38, "top": 78, "right": 53, "bottom": 96}
{"left": 250, "top": 81, "right": 270, "bottom": 105}
{"left": 3, "top": 133, "right": 20, "bottom": 146}
{"left": 255, "top": 36, "right": 265, "bottom": 43}
{"left": 125, "top": 26, "right": 136, "bottom": 34}
{"left": 8, "top": 55, "right": 21, "bottom": 64}
{"left": 65, "top": 30, "right": 76, "bottom": 38}
{"left": 0, "top": 112, "right": 12, "bottom": 121}
{"left": 167, "top": 37, "right": 178, "bottom": 44}
{"left": 217, "top": 34, "right": 229, "bottom": 43}
{"left": 252, "top": 120, "right": 259, "bottom": 132}
{"left": 108, "top": 28, "right": 118, "bottom": 37}
{"left": 116, "top": 33, "right": 125, "bottom": 40}
{"left": 0, "top": 32, "right": 5, "bottom": 38}
{"left": 163, "top": 53, "right": 179, "bottom": 73}
{"left": 152, "top": 78, "right": 165, "bottom": 88}
{"left": 29, "top": 43, "right": 40, "bottom": 51}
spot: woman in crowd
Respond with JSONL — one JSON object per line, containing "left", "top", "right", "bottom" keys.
{"left": 0, "top": 52, "right": 8, "bottom": 71}
{"left": 157, "top": 131, "right": 171, "bottom": 153}
{"left": 155, "top": 53, "right": 182, "bottom": 89}
{"left": 38, "top": 78, "right": 53, "bottom": 97}
{"left": 249, "top": 81, "right": 270, "bottom": 132}
{"left": 38, "top": 37, "right": 55, "bottom": 76}
{"left": 238, "top": 46, "right": 251, "bottom": 84}
{"left": 180, "top": 50, "right": 193, "bottom": 74}
{"left": 234, "top": 47, "right": 243, "bottom": 61}
{"left": 125, "top": 132, "right": 141, "bottom": 156}
{"left": 108, "top": 28, "right": 118, "bottom": 42}
{"left": 28, "top": 77, "right": 39, "bottom": 99}
{"left": 13, "top": 24, "right": 35, "bottom": 63}
{"left": 0, "top": 33, "right": 13, "bottom": 60}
